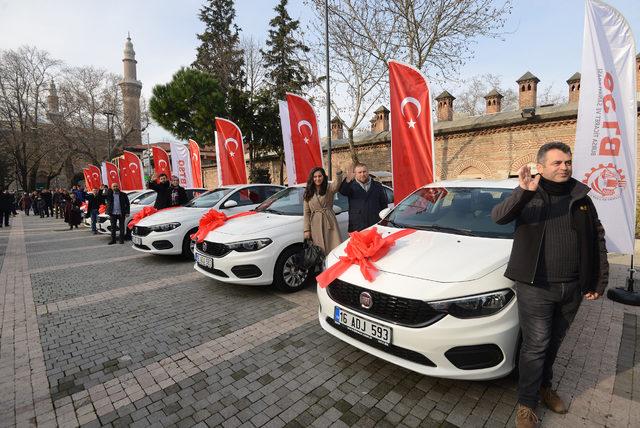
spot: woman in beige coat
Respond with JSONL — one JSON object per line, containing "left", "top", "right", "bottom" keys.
{"left": 303, "top": 167, "right": 345, "bottom": 254}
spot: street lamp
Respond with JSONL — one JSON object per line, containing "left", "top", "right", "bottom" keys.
{"left": 102, "top": 111, "right": 115, "bottom": 160}
{"left": 325, "top": 0, "right": 332, "bottom": 178}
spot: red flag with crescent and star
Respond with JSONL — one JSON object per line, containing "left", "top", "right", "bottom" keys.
{"left": 104, "top": 161, "right": 121, "bottom": 188}
{"left": 389, "top": 60, "right": 435, "bottom": 204}
{"left": 87, "top": 164, "right": 103, "bottom": 191}
{"left": 189, "top": 139, "right": 204, "bottom": 188}
{"left": 123, "top": 150, "right": 144, "bottom": 190}
{"left": 285, "top": 93, "right": 323, "bottom": 184}
{"left": 82, "top": 168, "right": 93, "bottom": 191}
{"left": 152, "top": 146, "right": 171, "bottom": 181}
{"left": 214, "top": 118, "right": 248, "bottom": 185}
{"left": 118, "top": 157, "right": 132, "bottom": 190}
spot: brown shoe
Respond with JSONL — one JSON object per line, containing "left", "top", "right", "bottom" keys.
{"left": 540, "top": 386, "right": 568, "bottom": 414}
{"left": 516, "top": 404, "right": 539, "bottom": 428}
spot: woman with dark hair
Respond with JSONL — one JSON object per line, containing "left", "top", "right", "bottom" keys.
{"left": 303, "top": 167, "right": 345, "bottom": 254}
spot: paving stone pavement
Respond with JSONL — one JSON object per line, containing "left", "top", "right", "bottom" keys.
{"left": 1, "top": 214, "right": 640, "bottom": 427}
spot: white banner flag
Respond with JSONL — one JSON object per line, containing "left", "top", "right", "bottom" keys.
{"left": 169, "top": 142, "right": 194, "bottom": 188}
{"left": 278, "top": 100, "right": 297, "bottom": 185}
{"left": 100, "top": 162, "right": 108, "bottom": 186}
{"left": 573, "top": 0, "right": 637, "bottom": 254}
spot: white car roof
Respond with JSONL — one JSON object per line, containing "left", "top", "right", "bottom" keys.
{"left": 425, "top": 179, "right": 519, "bottom": 189}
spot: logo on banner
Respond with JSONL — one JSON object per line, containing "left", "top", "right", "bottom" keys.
{"left": 224, "top": 138, "right": 239, "bottom": 157}
{"left": 297, "top": 120, "right": 312, "bottom": 144}
{"left": 400, "top": 97, "right": 421, "bottom": 129}
{"left": 582, "top": 163, "right": 626, "bottom": 200}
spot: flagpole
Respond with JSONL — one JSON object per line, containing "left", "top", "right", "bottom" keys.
{"left": 324, "top": 0, "right": 332, "bottom": 178}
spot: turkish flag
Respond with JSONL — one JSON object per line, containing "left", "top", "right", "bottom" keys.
{"left": 118, "top": 157, "right": 131, "bottom": 190}
{"left": 82, "top": 168, "right": 93, "bottom": 191}
{"left": 105, "top": 161, "right": 121, "bottom": 188}
{"left": 215, "top": 118, "right": 248, "bottom": 185}
{"left": 87, "top": 164, "right": 103, "bottom": 191}
{"left": 123, "top": 150, "right": 144, "bottom": 190}
{"left": 152, "top": 146, "right": 171, "bottom": 181}
{"left": 189, "top": 139, "right": 204, "bottom": 188}
{"left": 389, "top": 60, "right": 435, "bottom": 204}
{"left": 283, "top": 93, "right": 323, "bottom": 185}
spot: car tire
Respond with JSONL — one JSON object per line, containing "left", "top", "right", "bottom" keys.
{"left": 272, "top": 245, "right": 309, "bottom": 293}
{"left": 181, "top": 229, "right": 198, "bottom": 259}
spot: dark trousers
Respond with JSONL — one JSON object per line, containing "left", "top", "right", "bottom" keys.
{"left": 0, "top": 210, "right": 10, "bottom": 226}
{"left": 110, "top": 214, "right": 126, "bottom": 242}
{"left": 90, "top": 209, "right": 99, "bottom": 232}
{"left": 516, "top": 281, "right": 582, "bottom": 408}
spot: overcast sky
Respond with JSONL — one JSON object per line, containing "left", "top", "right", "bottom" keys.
{"left": 0, "top": 0, "right": 638, "bottom": 144}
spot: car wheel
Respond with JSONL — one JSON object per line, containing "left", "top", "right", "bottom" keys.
{"left": 273, "top": 245, "right": 308, "bottom": 292}
{"left": 181, "top": 229, "right": 198, "bottom": 259}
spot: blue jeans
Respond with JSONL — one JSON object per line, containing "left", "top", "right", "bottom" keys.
{"left": 516, "top": 281, "right": 582, "bottom": 408}
{"left": 90, "top": 209, "right": 98, "bottom": 232}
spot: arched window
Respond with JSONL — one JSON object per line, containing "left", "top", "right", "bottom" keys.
{"left": 527, "top": 83, "right": 531, "bottom": 90}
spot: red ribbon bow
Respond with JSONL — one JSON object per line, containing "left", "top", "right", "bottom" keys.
{"left": 98, "top": 204, "right": 106, "bottom": 214}
{"left": 190, "top": 209, "right": 258, "bottom": 243}
{"left": 80, "top": 202, "right": 88, "bottom": 212}
{"left": 127, "top": 206, "right": 158, "bottom": 230}
{"left": 316, "top": 227, "right": 416, "bottom": 288}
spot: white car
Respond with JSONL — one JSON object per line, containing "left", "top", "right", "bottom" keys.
{"left": 192, "top": 184, "right": 394, "bottom": 292}
{"left": 131, "top": 184, "right": 284, "bottom": 258}
{"left": 318, "top": 179, "right": 519, "bottom": 380}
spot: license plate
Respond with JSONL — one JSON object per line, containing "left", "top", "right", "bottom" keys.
{"left": 196, "top": 253, "right": 213, "bottom": 269}
{"left": 334, "top": 307, "right": 392, "bottom": 345}
{"left": 132, "top": 236, "right": 142, "bottom": 245}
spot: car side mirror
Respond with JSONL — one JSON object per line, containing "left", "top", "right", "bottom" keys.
{"left": 332, "top": 205, "right": 342, "bottom": 215}
{"left": 222, "top": 200, "right": 238, "bottom": 209}
{"left": 379, "top": 207, "right": 391, "bottom": 220}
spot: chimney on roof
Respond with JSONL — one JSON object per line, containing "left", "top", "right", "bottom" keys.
{"left": 435, "top": 91, "right": 455, "bottom": 121}
{"left": 516, "top": 71, "right": 540, "bottom": 110}
{"left": 566, "top": 72, "right": 581, "bottom": 104}
{"left": 370, "top": 106, "right": 389, "bottom": 132}
{"left": 330, "top": 116, "right": 344, "bottom": 140}
{"left": 484, "top": 89, "right": 503, "bottom": 114}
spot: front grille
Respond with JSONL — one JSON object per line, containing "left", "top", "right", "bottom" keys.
{"left": 326, "top": 317, "right": 436, "bottom": 367}
{"left": 445, "top": 344, "right": 504, "bottom": 370}
{"left": 152, "top": 240, "right": 173, "bottom": 250}
{"left": 133, "top": 226, "right": 151, "bottom": 237}
{"left": 196, "top": 241, "right": 230, "bottom": 257}
{"left": 231, "top": 265, "right": 262, "bottom": 279}
{"left": 327, "top": 280, "right": 445, "bottom": 328}
{"left": 197, "top": 264, "right": 229, "bottom": 278}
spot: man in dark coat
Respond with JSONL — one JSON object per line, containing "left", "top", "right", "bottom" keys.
{"left": 105, "top": 183, "right": 130, "bottom": 244}
{"left": 147, "top": 173, "right": 171, "bottom": 209}
{"left": 491, "top": 142, "right": 608, "bottom": 428}
{"left": 41, "top": 189, "right": 53, "bottom": 217}
{"left": 339, "top": 163, "right": 388, "bottom": 232}
{"left": 168, "top": 176, "right": 188, "bottom": 207}
{"left": 85, "top": 188, "right": 103, "bottom": 234}
{"left": 0, "top": 189, "right": 12, "bottom": 227}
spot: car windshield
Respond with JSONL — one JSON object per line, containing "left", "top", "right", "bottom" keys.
{"left": 380, "top": 187, "right": 515, "bottom": 238}
{"left": 131, "top": 192, "right": 155, "bottom": 205}
{"left": 126, "top": 192, "right": 142, "bottom": 202}
{"left": 185, "top": 188, "right": 231, "bottom": 208}
{"left": 255, "top": 187, "right": 304, "bottom": 216}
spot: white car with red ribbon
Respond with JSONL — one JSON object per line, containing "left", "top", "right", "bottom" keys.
{"left": 130, "top": 184, "right": 283, "bottom": 258}
{"left": 318, "top": 179, "right": 520, "bottom": 380}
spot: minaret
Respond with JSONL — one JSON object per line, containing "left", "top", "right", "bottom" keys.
{"left": 47, "top": 80, "right": 60, "bottom": 116}
{"left": 118, "top": 33, "right": 142, "bottom": 146}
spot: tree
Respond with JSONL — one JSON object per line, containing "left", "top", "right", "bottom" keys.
{"left": 149, "top": 68, "right": 225, "bottom": 145}
{"left": 193, "top": 0, "right": 245, "bottom": 96}
{"left": 453, "top": 74, "right": 517, "bottom": 117}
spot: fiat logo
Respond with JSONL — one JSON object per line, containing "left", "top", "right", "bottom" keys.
{"left": 202, "top": 242, "right": 208, "bottom": 252}
{"left": 359, "top": 292, "right": 373, "bottom": 309}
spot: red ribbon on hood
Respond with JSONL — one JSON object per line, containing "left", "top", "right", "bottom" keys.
{"left": 191, "top": 209, "right": 258, "bottom": 243}
{"left": 317, "top": 227, "right": 416, "bottom": 288}
{"left": 127, "top": 206, "right": 158, "bottom": 230}
{"left": 80, "top": 201, "right": 88, "bottom": 212}
{"left": 98, "top": 204, "right": 106, "bottom": 214}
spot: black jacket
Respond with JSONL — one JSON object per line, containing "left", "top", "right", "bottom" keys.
{"left": 105, "top": 190, "right": 130, "bottom": 216}
{"left": 86, "top": 193, "right": 103, "bottom": 211}
{"left": 339, "top": 179, "right": 388, "bottom": 232}
{"left": 169, "top": 185, "right": 188, "bottom": 207}
{"left": 148, "top": 180, "right": 170, "bottom": 209}
{"left": 0, "top": 192, "right": 12, "bottom": 211}
{"left": 491, "top": 179, "right": 609, "bottom": 295}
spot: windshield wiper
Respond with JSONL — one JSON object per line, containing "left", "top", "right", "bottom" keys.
{"left": 384, "top": 219, "right": 410, "bottom": 229}
{"left": 260, "top": 208, "right": 282, "bottom": 215}
{"left": 417, "top": 225, "right": 477, "bottom": 236}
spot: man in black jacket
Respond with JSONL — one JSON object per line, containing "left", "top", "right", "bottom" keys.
{"left": 147, "top": 173, "right": 170, "bottom": 209}
{"left": 491, "top": 142, "right": 608, "bottom": 428}
{"left": 105, "top": 183, "right": 130, "bottom": 244}
{"left": 0, "top": 189, "right": 12, "bottom": 227}
{"left": 85, "top": 188, "right": 103, "bottom": 234}
{"left": 168, "top": 175, "right": 188, "bottom": 207}
{"left": 339, "top": 163, "right": 388, "bottom": 232}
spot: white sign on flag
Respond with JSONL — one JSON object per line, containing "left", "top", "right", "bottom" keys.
{"left": 169, "top": 142, "right": 194, "bottom": 188}
{"left": 573, "top": 0, "right": 637, "bottom": 254}
{"left": 278, "top": 100, "right": 297, "bottom": 185}
{"left": 100, "top": 162, "right": 108, "bottom": 186}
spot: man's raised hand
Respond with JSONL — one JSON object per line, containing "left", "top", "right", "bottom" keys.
{"left": 519, "top": 165, "right": 540, "bottom": 191}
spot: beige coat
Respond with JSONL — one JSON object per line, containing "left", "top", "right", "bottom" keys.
{"left": 303, "top": 172, "right": 345, "bottom": 254}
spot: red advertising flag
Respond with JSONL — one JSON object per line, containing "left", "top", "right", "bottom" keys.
{"left": 82, "top": 168, "right": 93, "bottom": 191}
{"left": 104, "top": 161, "right": 121, "bottom": 188}
{"left": 123, "top": 150, "right": 144, "bottom": 190}
{"left": 214, "top": 118, "right": 248, "bottom": 185}
{"left": 152, "top": 146, "right": 171, "bottom": 180}
{"left": 389, "top": 60, "right": 435, "bottom": 204}
{"left": 87, "top": 164, "right": 103, "bottom": 191}
{"left": 189, "top": 139, "right": 204, "bottom": 188}
{"left": 285, "top": 93, "right": 323, "bottom": 183}
{"left": 118, "top": 157, "right": 132, "bottom": 190}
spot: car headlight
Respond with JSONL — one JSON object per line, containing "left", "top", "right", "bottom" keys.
{"left": 149, "top": 222, "right": 181, "bottom": 232}
{"left": 227, "top": 238, "right": 272, "bottom": 252}
{"left": 427, "top": 289, "right": 514, "bottom": 319}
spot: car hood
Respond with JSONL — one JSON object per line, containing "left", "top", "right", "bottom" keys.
{"left": 137, "top": 206, "right": 209, "bottom": 226}
{"left": 330, "top": 226, "right": 512, "bottom": 283}
{"left": 206, "top": 212, "right": 302, "bottom": 237}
